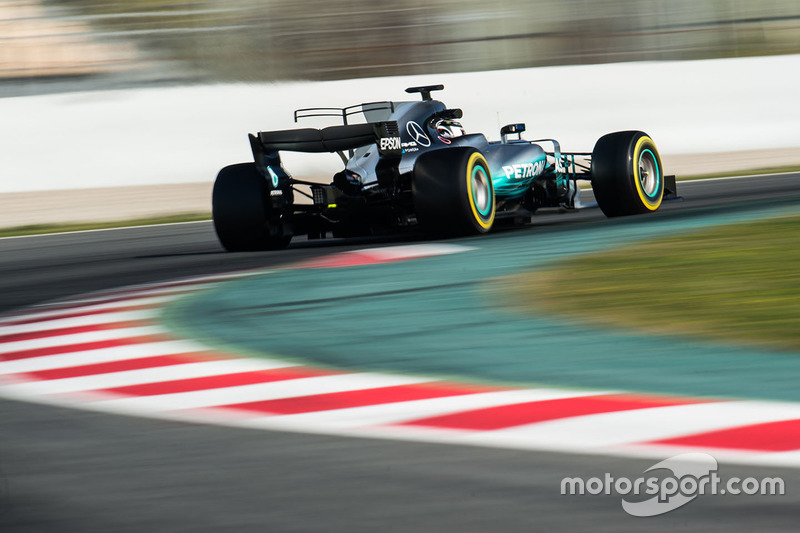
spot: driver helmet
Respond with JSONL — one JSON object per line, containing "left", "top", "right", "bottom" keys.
{"left": 434, "top": 119, "right": 465, "bottom": 142}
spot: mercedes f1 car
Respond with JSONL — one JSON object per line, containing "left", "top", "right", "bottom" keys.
{"left": 212, "top": 84, "right": 676, "bottom": 251}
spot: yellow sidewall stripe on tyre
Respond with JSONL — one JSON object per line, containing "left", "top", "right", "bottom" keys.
{"left": 633, "top": 136, "right": 663, "bottom": 211}
{"left": 465, "top": 153, "right": 495, "bottom": 230}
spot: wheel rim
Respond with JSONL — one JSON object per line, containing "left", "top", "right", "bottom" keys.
{"left": 472, "top": 166, "right": 491, "bottom": 217}
{"left": 638, "top": 149, "right": 659, "bottom": 198}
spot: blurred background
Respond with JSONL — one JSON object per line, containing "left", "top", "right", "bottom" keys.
{"left": 3, "top": 0, "right": 800, "bottom": 92}
{"left": 3, "top": 0, "right": 800, "bottom": 224}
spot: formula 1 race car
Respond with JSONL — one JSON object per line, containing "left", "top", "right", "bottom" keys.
{"left": 212, "top": 84, "right": 677, "bottom": 251}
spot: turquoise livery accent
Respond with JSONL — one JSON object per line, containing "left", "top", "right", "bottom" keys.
{"left": 266, "top": 166, "right": 280, "bottom": 188}
{"left": 640, "top": 149, "right": 661, "bottom": 199}
{"left": 491, "top": 154, "right": 547, "bottom": 197}
{"left": 472, "top": 165, "right": 493, "bottom": 217}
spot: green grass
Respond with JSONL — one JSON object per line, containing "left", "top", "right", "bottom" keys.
{"left": 0, "top": 213, "right": 210, "bottom": 238}
{"left": 505, "top": 214, "right": 800, "bottom": 351}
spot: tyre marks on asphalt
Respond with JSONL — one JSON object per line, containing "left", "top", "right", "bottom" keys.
{"left": 2, "top": 245, "right": 800, "bottom": 467}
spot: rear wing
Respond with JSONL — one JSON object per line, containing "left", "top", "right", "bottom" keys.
{"left": 248, "top": 121, "right": 402, "bottom": 190}
{"left": 254, "top": 121, "right": 401, "bottom": 154}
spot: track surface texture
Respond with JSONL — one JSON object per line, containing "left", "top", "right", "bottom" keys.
{"left": 2, "top": 173, "right": 800, "bottom": 532}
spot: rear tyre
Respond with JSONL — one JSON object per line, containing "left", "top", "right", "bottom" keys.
{"left": 212, "top": 163, "right": 292, "bottom": 251}
{"left": 413, "top": 147, "right": 495, "bottom": 235}
{"left": 591, "top": 131, "right": 665, "bottom": 217}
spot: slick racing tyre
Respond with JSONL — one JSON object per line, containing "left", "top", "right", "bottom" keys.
{"left": 413, "top": 147, "right": 495, "bottom": 235}
{"left": 591, "top": 131, "right": 665, "bottom": 217}
{"left": 212, "top": 163, "right": 292, "bottom": 251}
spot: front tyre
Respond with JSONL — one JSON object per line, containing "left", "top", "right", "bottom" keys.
{"left": 413, "top": 148, "right": 495, "bottom": 235}
{"left": 591, "top": 131, "right": 665, "bottom": 217}
{"left": 212, "top": 163, "right": 292, "bottom": 251}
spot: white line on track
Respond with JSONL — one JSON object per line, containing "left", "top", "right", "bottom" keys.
{"left": 676, "top": 171, "right": 800, "bottom": 184}
{"left": 0, "top": 219, "right": 210, "bottom": 241}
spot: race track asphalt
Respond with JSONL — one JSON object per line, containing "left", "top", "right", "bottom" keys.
{"left": 1, "top": 173, "right": 800, "bottom": 532}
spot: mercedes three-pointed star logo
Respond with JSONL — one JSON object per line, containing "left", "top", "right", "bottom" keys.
{"left": 406, "top": 121, "right": 431, "bottom": 147}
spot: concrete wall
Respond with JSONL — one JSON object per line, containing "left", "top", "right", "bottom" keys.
{"left": 2, "top": 54, "right": 799, "bottom": 195}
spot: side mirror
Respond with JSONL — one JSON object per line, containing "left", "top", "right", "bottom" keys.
{"left": 501, "top": 123, "right": 526, "bottom": 143}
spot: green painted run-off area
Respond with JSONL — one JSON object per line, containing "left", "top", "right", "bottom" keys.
{"left": 165, "top": 196, "right": 800, "bottom": 402}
